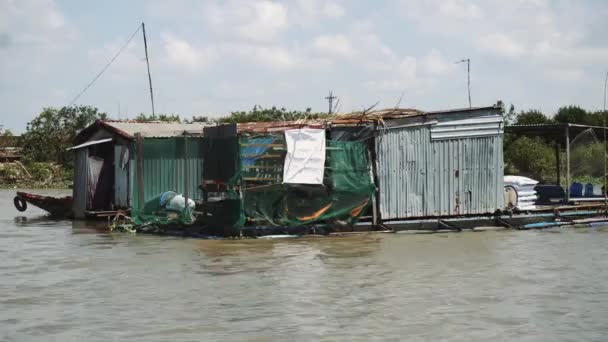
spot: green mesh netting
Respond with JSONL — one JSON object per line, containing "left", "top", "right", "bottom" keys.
{"left": 131, "top": 137, "right": 203, "bottom": 227}
{"left": 240, "top": 135, "right": 375, "bottom": 227}
{"left": 128, "top": 134, "right": 374, "bottom": 231}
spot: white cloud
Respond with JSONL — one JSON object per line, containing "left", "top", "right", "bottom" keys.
{"left": 161, "top": 33, "right": 217, "bottom": 71}
{"left": 476, "top": 33, "right": 526, "bottom": 58}
{"left": 0, "top": 0, "right": 75, "bottom": 47}
{"left": 421, "top": 49, "right": 453, "bottom": 75}
{"left": 204, "top": 1, "right": 288, "bottom": 43}
{"left": 88, "top": 40, "right": 143, "bottom": 80}
{"left": 293, "top": 0, "right": 345, "bottom": 26}
{"left": 238, "top": 1, "right": 288, "bottom": 42}
{"left": 366, "top": 56, "right": 419, "bottom": 90}
{"left": 398, "top": 56, "right": 417, "bottom": 83}
{"left": 546, "top": 68, "right": 585, "bottom": 82}
{"left": 249, "top": 45, "right": 295, "bottom": 70}
{"left": 438, "top": 0, "right": 482, "bottom": 18}
{"left": 324, "top": 2, "right": 346, "bottom": 18}
{"left": 312, "top": 34, "right": 354, "bottom": 57}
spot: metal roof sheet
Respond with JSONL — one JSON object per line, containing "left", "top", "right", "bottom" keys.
{"left": 75, "top": 120, "right": 210, "bottom": 143}
{"left": 101, "top": 121, "right": 208, "bottom": 138}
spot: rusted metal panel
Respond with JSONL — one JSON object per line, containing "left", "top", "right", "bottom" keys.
{"left": 376, "top": 109, "right": 504, "bottom": 220}
{"left": 376, "top": 124, "right": 431, "bottom": 219}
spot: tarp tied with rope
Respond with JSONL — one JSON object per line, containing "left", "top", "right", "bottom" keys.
{"left": 239, "top": 132, "right": 375, "bottom": 227}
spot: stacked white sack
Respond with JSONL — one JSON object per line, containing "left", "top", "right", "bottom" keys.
{"left": 504, "top": 176, "right": 539, "bottom": 210}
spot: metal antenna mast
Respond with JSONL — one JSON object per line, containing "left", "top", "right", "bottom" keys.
{"left": 325, "top": 90, "right": 337, "bottom": 115}
{"left": 456, "top": 58, "right": 471, "bottom": 107}
{"left": 142, "top": 22, "right": 156, "bottom": 119}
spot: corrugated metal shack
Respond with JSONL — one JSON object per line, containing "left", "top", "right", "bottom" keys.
{"left": 233, "top": 104, "right": 504, "bottom": 228}
{"left": 373, "top": 106, "right": 504, "bottom": 221}
{"left": 71, "top": 121, "right": 208, "bottom": 218}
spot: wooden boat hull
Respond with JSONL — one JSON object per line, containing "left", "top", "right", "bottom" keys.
{"left": 14, "top": 191, "right": 73, "bottom": 218}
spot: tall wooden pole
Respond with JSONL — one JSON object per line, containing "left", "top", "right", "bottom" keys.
{"left": 142, "top": 22, "right": 156, "bottom": 119}
{"left": 603, "top": 72, "right": 607, "bottom": 207}
{"left": 566, "top": 125, "right": 571, "bottom": 203}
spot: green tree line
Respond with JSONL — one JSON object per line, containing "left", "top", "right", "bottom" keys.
{"left": 15, "top": 105, "right": 325, "bottom": 168}
{"left": 504, "top": 105, "right": 608, "bottom": 183}
{"left": 12, "top": 104, "right": 608, "bottom": 186}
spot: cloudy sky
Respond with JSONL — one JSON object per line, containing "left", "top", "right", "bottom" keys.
{"left": 1, "top": 0, "right": 607, "bottom": 132}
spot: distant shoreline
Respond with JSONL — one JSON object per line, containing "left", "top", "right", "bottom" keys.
{"left": 0, "top": 184, "right": 71, "bottom": 190}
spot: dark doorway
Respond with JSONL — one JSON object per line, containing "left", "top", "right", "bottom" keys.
{"left": 87, "top": 142, "right": 115, "bottom": 211}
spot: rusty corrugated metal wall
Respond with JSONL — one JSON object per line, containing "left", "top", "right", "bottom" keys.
{"left": 376, "top": 108, "right": 504, "bottom": 220}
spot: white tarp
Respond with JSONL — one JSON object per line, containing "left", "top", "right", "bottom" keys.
{"left": 283, "top": 128, "right": 326, "bottom": 184}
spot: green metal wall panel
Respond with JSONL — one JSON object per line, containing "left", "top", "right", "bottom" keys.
{"left": 130, "top": 138, "right": 204, "bottom": 211}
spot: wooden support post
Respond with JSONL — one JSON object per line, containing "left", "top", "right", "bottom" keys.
{"left": 136, "top": 133, "right": 144, "bottom": 214}
{"left": 556, "top": 143, "right": 561, "bottom": 187}
{"left": 184, "top": 133, "right": 189, "bottom": 210}
{"left": 565, "top": 125, "right": 571, "bottom": 202}
{"left": 370, "top": 121, "right": 382, "bottom": 226}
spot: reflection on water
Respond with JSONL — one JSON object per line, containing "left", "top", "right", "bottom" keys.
{"left": 2, "top": 189, "right": 608, "bottom": 341}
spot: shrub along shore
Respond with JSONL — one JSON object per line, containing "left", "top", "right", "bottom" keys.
{"left": 0, "top": 162, "right": 72, "bottom": 189}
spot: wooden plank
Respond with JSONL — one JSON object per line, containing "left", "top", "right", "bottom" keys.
{"left": 136, "top": 133, "right": 144, "bottom": 213}
{"left": 241, "top": 154, "right": 283, "bottom": 159}
{"left": 240, "top": 143, "right": 285, "bottom": 147}
{"left": 241, "top": 165, "right": 283, "bottom": 169}
{"left": 242, "top": 177, "right": 280, "bottom": 182}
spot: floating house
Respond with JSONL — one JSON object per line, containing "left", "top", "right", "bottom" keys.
{"left": 70, "top": 121, "right": 208, "bottom": 218}
{"left": 57, "top": 104, "right": 608, "bottom": 234}
{"left": 189, "top": 106, "right": 504, "bottom": 235}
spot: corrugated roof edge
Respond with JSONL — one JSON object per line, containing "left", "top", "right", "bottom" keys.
{"left": 426, "top": 104, "right": 502, "bottom": 115}
{"left": 74, "top": 120, "right": 209, "bottom": 143}
{"left": 237, "top": 105, "right": 503, "bottom": 133}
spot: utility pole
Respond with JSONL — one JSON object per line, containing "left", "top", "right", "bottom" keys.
{"left": 142, "top": 22, "right": 156, "bottom": 119}
{"left": 325, "top": 90, "right": 337, "bottom": 115}
{"left": 456, "top": 58, "right": 471, "bottom": 107}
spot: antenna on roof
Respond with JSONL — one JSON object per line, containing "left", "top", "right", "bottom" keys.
{"left": 456, "top": 58, "right": 472, "bottom": 108}
{"left": 142, "top": 22, "right": 156, "bottom": 120}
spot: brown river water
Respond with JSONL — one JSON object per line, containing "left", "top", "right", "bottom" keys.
{"left": 2, "top": 189, "right": 608, "bottom": 341}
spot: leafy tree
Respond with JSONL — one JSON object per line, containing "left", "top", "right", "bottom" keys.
{"left": 502, "top": 103, "right": 516, "bottom": 126}
{"left": 504, "top": 136, "right": 556, "bottom": 182}
{"left": 219, "top": 106, "right": 329, "bottom": 123}
{"left": 21, "top": 106, "right": 107, "bottom": 165}
{"left": 0, "top": 126, "right": 15, "bottom": 148}
{"left": 188, "top": 116, "right": 211, "bottom": 123}
{"left": 586, "top": 110, "right": 608, "bottom": 127}
{"left": 135, "top": 113, "right": 181, "bottom": 122}
{"left": 554, "top": 105, "right": 588, "bottom": 125}
{"left": 514, "top": 110, "right": 553, "bottom": 125}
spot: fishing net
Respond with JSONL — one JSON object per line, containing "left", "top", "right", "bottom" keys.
{"left": 240, "top": 134, "right": 375, "bottom": 227}
{"left": 567, "top": 128, "right": 606, "bottom": 197}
